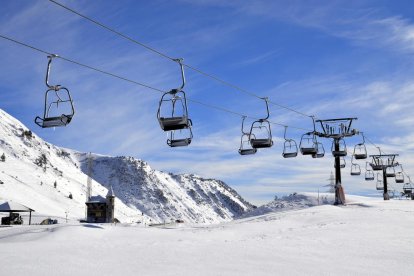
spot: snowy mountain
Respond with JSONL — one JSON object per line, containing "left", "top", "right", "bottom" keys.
{"left": 0, "top": 109, "right": 254, "bottom": 223}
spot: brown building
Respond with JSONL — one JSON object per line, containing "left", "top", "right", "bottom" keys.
{"left": 85, "top": 186, "right": 115, "bottom": 223}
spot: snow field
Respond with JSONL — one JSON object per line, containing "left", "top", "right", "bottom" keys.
{"left": 1, "top": 197, "right": 413, "bottom": 276}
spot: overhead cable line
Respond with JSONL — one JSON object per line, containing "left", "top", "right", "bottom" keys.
{"left": 364, "top": 135, "right": 386, "bottom": 155}
{"left": 47, "top": 0, "right": 314, "bottom": 119}
{"left": 0, "top": 34, "right": 309, "bottom": 132}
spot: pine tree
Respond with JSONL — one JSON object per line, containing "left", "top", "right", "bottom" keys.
{"left": 1, "top": 153, "right": 5, "bottom": 162}
{"left": 54, "top": 181, "right": 57, "bottom": 188}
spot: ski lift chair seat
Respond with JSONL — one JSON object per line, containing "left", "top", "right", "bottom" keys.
{"left": 239, "top": 148, "right": 257, "bottom": 155}
{"left": 386, "top": 172, "right": 396, "bottom": 177}
{"left": 35, "top": 114, "right": 72, "bottom": 128}
{"left": 332, "top": 150, "right": 347, "bottom": 157}
{"left": 354, "top": 153, "right": 367, "bottom": 160}
{"left": 301, "top": 147, "right": 318, "bottom": 155}
{"left": 351, "top": 171, "right": 361, "bottom": 176}
{"left": 159, "top": 116, "right": 189, "bottom": 131}
{"left": 312, "top": 153, "right": 325, "bottom": 158}
{"left": 334, "top": 163, "right": 346, "bottom": 169}
{"left": 283, "top": 152, "right": 298, "bottom": 158}
{"left": 250, "top": 138, "right": 273, "bottom": 149}
{"left": 365, "top": 176, "right": 375, "bottom": 181}
{"left": 396, "top": 179, "right": 404, "bottom": 184}
{"left": 167, "top": 138, "right": 191, "bottom": 147}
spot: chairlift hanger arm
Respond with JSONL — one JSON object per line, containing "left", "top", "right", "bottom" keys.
{"left": 45, "top": 54, "right": 60, "bottom": 90}
{"left": 170, "top": 58, "right": 185, "bottom": 94}
{"left": 241, "top": 116, "right": 248, "bottom": 135}
{"left": 260, "top": 97, "right": 270, "bottom": 121}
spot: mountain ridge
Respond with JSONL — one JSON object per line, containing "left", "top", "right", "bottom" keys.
{"left": 0, "top": 109, "right": 254, "bottom": 223}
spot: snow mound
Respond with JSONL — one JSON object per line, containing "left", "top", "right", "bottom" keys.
{"left": 241, "top": 192, "right": 335, "bottom": 218}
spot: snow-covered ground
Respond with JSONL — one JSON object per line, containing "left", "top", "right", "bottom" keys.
{"left": 1, "top": 195, "right": 413, "bottom": 276}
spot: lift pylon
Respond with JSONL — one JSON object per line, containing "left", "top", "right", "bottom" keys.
{"left": 314, "top": 117, "right": 358, "bottom": 205}
{"left": 369, "top": 153, "right": 399, "bottom": 200}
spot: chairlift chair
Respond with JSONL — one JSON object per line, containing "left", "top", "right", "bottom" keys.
{"left": 282, "top": 126, "right": 298, "bottom": 158}
{"left": 385, "top": 166, "right": 396, "bottom": 178}
{"left": 166, "top": 121, "right": 193, "bottom": 147}
{"left": 403, "top": 182, "right": 413, "bottom": 195}
{"left": 350, "top": 164, "right": 361, "bottom": 176}
{"left": 312, "top": 142, "right": 325, "bottom": 158}
{"left": 299, "top": 132, "right": 318, "bottom": 155}
{"left": 239, "top": 117, "right": 257, "bottom": 155}
{"left": 353, "top": 144, "right": 367, "bottom": 160}
{"left": 334, "top": 157, "right": 346, "bottom": 169}
{"left": 353, "top": 133, "right": 367, "bottom": 159}
{"left": 331, "top": 138, "right": 347, "bottom": 157}
{"left": 239, "top": 135, "right": 258, "bottom": 155}
{"left": 300, "top": 116, "right": 318, "bottom": 155}
{"left": 365, "top": 162, "right": 375, "bottom": 180}
{"left": 35, "top": 55, "right": 75, "bottom": 128}
{"left": 249, "top": 98, "right": 273, "bottom": 149}
{"left": 376, "top": 174, "right": 384, "bottom": 191}
{"left": 395, "top": 172, "right": 404, "bottom": 184}
{"left": 365, "top": 170, "right": 375, "bottom": 181}
{"left": 157, "top": 58, "right": 191, "bottom": 132}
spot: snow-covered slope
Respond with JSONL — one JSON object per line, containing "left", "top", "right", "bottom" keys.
{"left": 0, "top": 196, "right": 413, "bottom": 276}
{"left": 0, "top": 109, "right": 253, "bottom": 223}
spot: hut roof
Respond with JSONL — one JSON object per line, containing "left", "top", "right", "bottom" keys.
{"left": 86, "top": 195, "right": 106, "bottom": 204}
{"left": 0, "top": 201, "right": 35, "bottom": 212}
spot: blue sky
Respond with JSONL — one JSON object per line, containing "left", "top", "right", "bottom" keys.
{"left": 1, "top": 0, "right": 414, "bottom": 205}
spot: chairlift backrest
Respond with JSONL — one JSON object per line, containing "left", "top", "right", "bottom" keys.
{"left": 35, "top": 55, "right": 75, "bottom": 128}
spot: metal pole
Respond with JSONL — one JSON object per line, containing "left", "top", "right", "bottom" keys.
{"left": 334, "top": 138, "right": 345, "bottom": 205}
{"left": 383, "top": 168, "right": 390, "bottom": 200}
